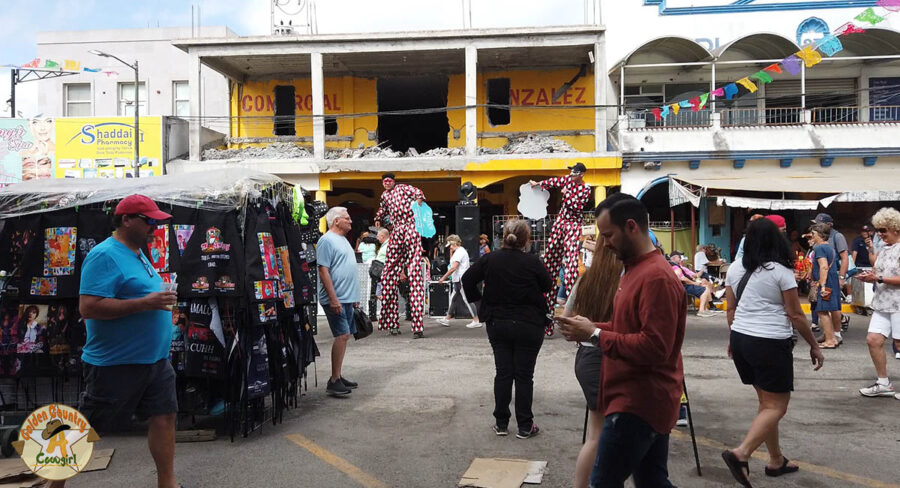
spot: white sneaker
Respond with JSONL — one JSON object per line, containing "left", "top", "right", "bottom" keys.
{"left": 895, "top": 352, "right": 900, "bottom": 360}
{"left": 466, "top": 321, "right": 484, "bottom": 329}
{"left": 859, "top": 382, "right": 895, "bottom": 397}
{"left": 676, "top": 418, "right": 689, "bottom": 427}
{"left": 437, "top": 318, "right": 451, "bottom": 327}
{"left": 895, "top": 393, "right": 900, "bottom": 401}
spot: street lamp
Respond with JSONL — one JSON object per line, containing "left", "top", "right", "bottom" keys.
{"left": 89, "top": 49, "right": 141, "bottom": 178}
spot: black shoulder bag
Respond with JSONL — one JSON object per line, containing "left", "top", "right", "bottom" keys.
{"left": 353, "top": 306, "right": 373, "bottom": 340}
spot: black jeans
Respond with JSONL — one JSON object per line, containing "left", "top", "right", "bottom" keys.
{"left": 486, "top": 319, "right": 544, "bottom": 431}
{"left": 590, "top": 412, "right": 676, "bottom": 488}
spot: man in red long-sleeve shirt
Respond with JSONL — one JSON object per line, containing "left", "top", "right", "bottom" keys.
{"left": 558, "top": 193, "right": 685, "bottom": 488}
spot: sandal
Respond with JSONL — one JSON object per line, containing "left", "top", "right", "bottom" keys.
{"left": 721, "top": 450, "right": 753, "bottom": 488}
{"left": 818, "top": 342, "right": 839, "bottom": 349}
{"left": 765, "top": 456, "right": 799, "bottom": 477}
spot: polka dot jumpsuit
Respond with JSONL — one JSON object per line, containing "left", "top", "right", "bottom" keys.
{"left": 540, "top": 175, "right": 591, "bottom": 335}
{"left": 375, "top": 184, "right": 426, "bottom": 334}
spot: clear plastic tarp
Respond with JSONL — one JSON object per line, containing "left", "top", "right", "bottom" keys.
{"left": 0, "top": 168, "right": 288, "bottom": 218}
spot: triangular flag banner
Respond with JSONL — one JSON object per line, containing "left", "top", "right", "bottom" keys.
{"left": 671, "top": 103, "right": 680, "bottom": 115}
{"left": 877, "top": 0, "right": 900, "bottom": 11}
{"left": 660, "top": 105, "right": 670, "bottom": 119}
{"left": 837, "top": 22, "right": 867, "bottom": 35}
{"left": 855, "top": 7, "right": 885, "bottom": 25}
{"left": 679, "top": 100, "right": 693, "bottom": 108}
{"left": 763, "top": 63, "right": 782, "bottom": 74}
{"left": 724, "top": 83, "right": 739, "bottom": 100}
{"left": 103, "top": 71, "right": 119, "bottom": 78}
{"left": 750, "top": 71, "right": 773, "bottom": 84}
{"left": 796, "top": 46, "right": 822, "bottom": 68}
{"left": 651, "top": 107, "right": 662, "bottom": 122}
{"left": 817, "top": 35, "right": 843, "bottom": 57}
{"left": 736, "top": 77, "right": 758, "bottom": 93}
{"left": 22, "top": 58, "right": 40, "bottom": 68}
{"left": 63, "top": 59, "right": 81, "bottom": 72}
{"left": 83, "top": 67, "right": 101, "bottom": 72}
{"left": 689, "top": 96, "right": 701, "bottom": 112}
{"left": 711, "top": 87, "right": 725, "bottom": 97}
{"left": 44, "top": 59, "right": 59, "bottom": 68}
{"left": 782, "top": 55, "right": 802, "bottom": 75}
{"left": 698, "top": 93, "right": 709, "bottom": 110}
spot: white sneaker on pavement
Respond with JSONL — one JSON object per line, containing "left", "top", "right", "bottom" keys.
{"left": 437, "top": 318, "right": 451, "bottom": 327}
{"left": 466, "top": 321, "right": 484, "bottom": 329}
{"left": 859, "top": 382, "right": 895, "bottom": 397}
{"left": 895, "top": 352, "right": 900, "bottom": 360}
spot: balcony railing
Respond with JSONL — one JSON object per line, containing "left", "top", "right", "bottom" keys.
{"left": 627, "top": 110, "right": 711, "bottom": 129}
{"left": 721, "top": 107, "right": 803, "bottom": 127}
{"left": 810, "top": 106, "right": 859, "bottom": 124}
{"left": 626, "top": 105, "right": 900, "bottom": 130}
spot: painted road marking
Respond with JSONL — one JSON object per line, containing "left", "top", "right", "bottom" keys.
{"left": 671, "top": 429, "right": 900, "bottom": 488}
{"left": 286, "top": 433, "right": 388, "bottom": 488}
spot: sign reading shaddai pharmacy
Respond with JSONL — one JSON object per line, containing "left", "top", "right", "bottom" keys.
{"left": 55, "top": 116, "right": 163, "bottom": 179}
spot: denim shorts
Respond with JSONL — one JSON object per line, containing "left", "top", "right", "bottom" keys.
{"left": 80, "top": 358, "right": 178, "bottom": 433}
{"left": 324, "top": 303, "right": 357, "bottom": 337}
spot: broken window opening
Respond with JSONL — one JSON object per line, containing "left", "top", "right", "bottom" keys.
{"left": 376, "top": 76, "right": 449, "bottom": 153}
{"left": 273, "top": 85, "right": 296, "bottom": 136}
{"left": 324, "top": 116, "right": 338, "bottom": 136}
{"left": 487, "top": 78, "right": 511, "bottom": 126}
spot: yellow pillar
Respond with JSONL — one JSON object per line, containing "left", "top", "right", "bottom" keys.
{"left": 316, "top": 190, "right": 327, "bottom": 233}
{"left": 594, "top": 185, "right": 607, "bottom": 207}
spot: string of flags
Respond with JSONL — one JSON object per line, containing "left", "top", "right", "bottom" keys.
{"left": 651, "top": 0, "right": 900, "bottom": 122}
{"left": 2, "top": 58, "right": 119, "bottom": 78}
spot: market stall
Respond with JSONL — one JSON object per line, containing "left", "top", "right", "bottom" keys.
{"left": 0, "top": 168, "right": 326, "bottom": 442}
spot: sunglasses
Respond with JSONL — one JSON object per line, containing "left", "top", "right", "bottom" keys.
{"left": 132, "top": 214, "right": 159, "bottom": 226}
{"left": 876, "top": 228, "right": 888, "bottom": 234}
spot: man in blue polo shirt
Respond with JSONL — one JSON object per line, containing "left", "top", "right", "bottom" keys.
{"left": 75, "top": 194, "right": 180, "bottom": 488}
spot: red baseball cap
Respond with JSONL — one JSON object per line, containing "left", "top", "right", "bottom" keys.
{"left": 765, "top": 214, "right": 786, "bottom": 229}
{"left": 114, "top": 194, "right": 172, "bottom": 220}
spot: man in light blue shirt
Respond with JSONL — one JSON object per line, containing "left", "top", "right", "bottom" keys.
{"left": 317, "top": 206, "right": 361, "bottom": 397}
{"left": 77, "top": 194, "right": 180, "bottom": 488}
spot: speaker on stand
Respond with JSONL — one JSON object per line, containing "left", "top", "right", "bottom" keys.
{"left": 456, "top": 205, "right": 480, "bottom": 261}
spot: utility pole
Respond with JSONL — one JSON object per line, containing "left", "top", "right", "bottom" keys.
{"left": 89, "top": 50, "right": 141, "bottom": 177}
{"left": 9, "top": 69, "right": 15, "bottom": 118}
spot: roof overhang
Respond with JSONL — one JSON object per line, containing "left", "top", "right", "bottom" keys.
{"left": 668, "top": 166, "right": 900, "bottom": 208}
{"left": 173, "top": 26, "right": 605, "bottom": 80}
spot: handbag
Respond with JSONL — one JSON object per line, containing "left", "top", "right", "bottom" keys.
{"left": 369, "top": 260, "right": 384, "bottom": 280}
{"left": 808, "top": 282, "right": 819, "bottom": 303}
{"left": 820, "top": 286, "right": 833, "bottom": 301}
{"left": 353, "top": 307, "right": 373, "bottom": 340}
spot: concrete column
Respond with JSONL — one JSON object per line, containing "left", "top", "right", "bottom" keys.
{"left": 860, "top": 67, "right": 870, "bottom": 123}
{"left": 465, "top": 46, "right": 477, "bottom": 157}
{"left": 315, "top": 190, "right": 327, "bottom": 233}
{"left": 594, "top": 40, "right": 607, "bottom": 153}
{"left": 594, "top": 185, "right": 607, "bottom": 206}
{"left": 189, "top": 53, "right": 202, "bottom": 161}
{"left": 311, "top": 52, "right": 325, "bottom": 160}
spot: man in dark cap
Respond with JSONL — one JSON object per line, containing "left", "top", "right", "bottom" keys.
{"left": 529, "top": 162, "right": 592, "bottom": 335}
{"left": 74, "top": 194, "right": 181, "bottom": 488}
{"left": 374, "top": 173, "right": 428, "bottom": 338}
{"left": 813, "top": 212, "right": 850, "bottom": 338}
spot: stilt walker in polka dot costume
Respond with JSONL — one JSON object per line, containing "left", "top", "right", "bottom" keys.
{"left": 375, "top": 173, "right": 428, "bottom": 338}
{"left": 530, "top": 162, "right": 591, "bottom": 336}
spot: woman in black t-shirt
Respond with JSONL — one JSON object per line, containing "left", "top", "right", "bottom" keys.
{"left": 462, "top": 219, "right": 552, "bottom": 439}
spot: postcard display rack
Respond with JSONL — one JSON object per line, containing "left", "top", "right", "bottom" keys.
{"left": 0, "top": 169, "right": 326, "bottom": 441}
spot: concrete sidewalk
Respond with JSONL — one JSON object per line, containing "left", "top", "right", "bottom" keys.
{"left": 63, "top": 312, "right": 899, "bottom": 488}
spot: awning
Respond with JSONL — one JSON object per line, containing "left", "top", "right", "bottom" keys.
{"left": 668, "top": 166, "right": 900, "bottom": 208}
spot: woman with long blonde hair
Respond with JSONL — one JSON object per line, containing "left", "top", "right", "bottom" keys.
{"left": 564, "top": 235, "right": 623, "bottom": 488}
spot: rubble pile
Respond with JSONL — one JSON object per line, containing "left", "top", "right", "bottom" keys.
{"left": 479, "top": 134, "right": 577, "bottom": 155}
{"left": 202, "top": 143, "right": 312, "bottom": 160}
{"left": 325, "top": 144, "right": 403, "bottom": 159}
{"left": 420, "top": 147, "right": 465, "bottom": 157}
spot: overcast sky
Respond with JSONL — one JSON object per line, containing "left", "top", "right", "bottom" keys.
{"left": 1, "top": 0, "right": 598, "bottom": 116}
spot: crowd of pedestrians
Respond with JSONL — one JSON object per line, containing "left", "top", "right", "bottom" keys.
{"left": 315, "top": 197, "right": 900, "bottom": 487}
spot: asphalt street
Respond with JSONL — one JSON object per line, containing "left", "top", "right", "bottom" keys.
{"left": 63, "top": 312, "right": 900, "bottom": 488}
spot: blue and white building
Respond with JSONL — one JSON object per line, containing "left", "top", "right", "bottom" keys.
{"left": 602, "top": 0, "right": 900, "bottom": 258}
